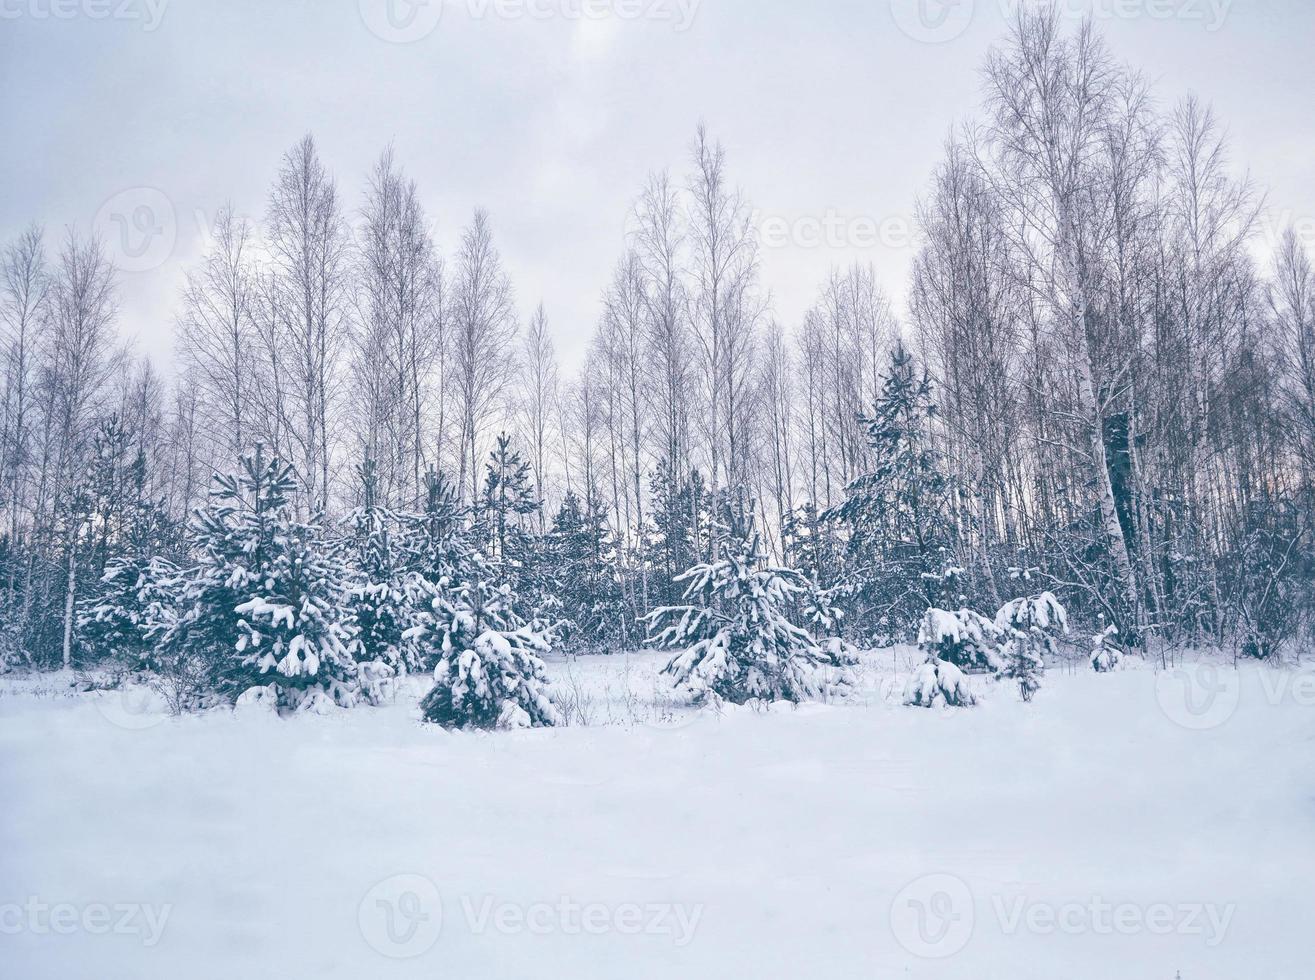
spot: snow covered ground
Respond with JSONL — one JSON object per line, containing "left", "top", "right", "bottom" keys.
{"left": 1, "top": 650, "right": 1311, "bottom": 979}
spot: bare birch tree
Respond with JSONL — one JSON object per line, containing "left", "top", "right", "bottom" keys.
{"left": 0, "top": 227, "right": 48, "bottom": 624}
{"left": 353, "top": 147, "right": 445, "bottom": 507}
{"left": 450, "top": 209, "right": 516, "bottom": 502}
{"left": 177, "top": 204, "right": 254, "bottom": 464}
{"left": 517, "top": 303, "right": 559, "bottom": 528}
{"left": 265, "top": 133, "right": 349, "bottom": 512}
{"left": 47, "top": 230, "right": 121, "bottom": 667}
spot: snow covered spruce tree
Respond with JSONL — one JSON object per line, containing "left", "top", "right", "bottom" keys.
{"left": 79, "top": 556, "right": 179, "bottom": 672}
{"left": 916, "top": 606, "right": 1002, "bottom": 674}
{"left": 71, "top": 419, "right": 184, "bottom": 669}
{"left": 163, "top": 447, "right": 363, "bottom": 712}
{"left": 402, "top": 467, "right": 475, "bottom": 586}
{"left": 542, "top": 488, "right": 627, "bottom": 653}
{"left": 397, "top": 463, "right": 561, "bottom": 730}
{"left": 646, "top": 500, "right": 853, "bottom": 707}
{"left": 914, "top": 565, "right": 1002, "bottom": 673}
{"left": 903, "top": 656, "right": 978, "bottom": 708}
{"left": 78, "top": 446, "right": 182, "bottom": 672}
{"left": 899, "top": 615, "right": 983, "bottom": 705}
{"left": 339, "top": 459, "right": 429, "bottom": 696}
{"left": 477, "top": 432, "right": 540, "bottom": 601}
{"left": 828, "top": 343, "right": 961, "bottom": 641}
{"left": 647, "top": 464, "right": 713, "bottom": 608}
{"left": 418, "top": 573, "right": 562, "bottom": 731}
{"left": 996, "top": 592, "right": 1068, "bottom": 702}
{"left": 1090, "top": 621, "right": 1123, "bottom": 673}
{"left": 903, "top": 565, "right": 985, "bottom": 708}
{"left": 405, "top": 468, "right": 560, "bottom": 736}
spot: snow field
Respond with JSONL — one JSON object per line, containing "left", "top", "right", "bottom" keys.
{"left": 1, "top": 651, "right": 1311, "bottom": 979}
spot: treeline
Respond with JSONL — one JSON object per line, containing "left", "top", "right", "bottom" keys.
{"left": 1, "top": 6, "right": 1311, "bottom": 673}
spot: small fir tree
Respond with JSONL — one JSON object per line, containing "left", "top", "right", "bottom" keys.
{"left": 419, "top": 576, "right": 561, "bottom": 730}
{"left": 78, "top": 443, "right": 182, "bottom": 670}
{"left": 646, "top": 501, "right": 853, "bottom": 706}
{"left": 164, "top": 447, "right": 361, "bottom": 712}
{"left": 828, "top": 343, "right": 960, "bottom": 640}
{"left": 1090, "top": 621, "right": 1123, "bottom": 673}
{"left": 402, "top": 467, "right": 474, "bottom": 586}
{"left": 916, "top": 607, "right": 1003, "bottom": 674}
{"left": 341, "top": 458, "right": 429, "bottom": 684}
{"left": 478, "top": 433, "right": 539, "bottom": 579}
{"left": 543, "top": 488, "right": 628, "bottom": 652}
{"left": 996, "top": 592, "right": 1068, "bottom": 702}
{"left": 903, "top": 657, "right": 978, "bottom": 708}
{"left": 647, "top": 463, "right": 712, "bottom": 607}
{"left": 80, "top": 556, "right": 179, "bottom": 672}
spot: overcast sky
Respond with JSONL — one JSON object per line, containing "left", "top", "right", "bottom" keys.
{"left": 2, "top": 0, "right": 1312, "bottom": 373}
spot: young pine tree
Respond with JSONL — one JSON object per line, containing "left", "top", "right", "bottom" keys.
{"left": 79, "top": 445, "right": 181, "bottom": 671}
{"left": 403, "top": 467, "right": 474, "bottom": 587}
{"left": 647, "top": 464, "right": 712, "bottom": 607}
{"left": 829, "top": 343, "right": 959, "bottom": 640}
{"left": 418, "top": 574, "right": 561, "bottom": 730}
{"left": 996, "top": 592, "right": 1068, "bottom": 702}
{"left": 79, "top": 556, "right": 178, "bottom": 673}
{"left": 341, "top": 458, "right": 428, "bottom": 690}
{"left": 783, "top": 501, "right": 850, "bottom": 637}
{"left": 903, "top": 656, "right": 979, "bottom": 708}
{"left": 1090, "top": 620, "right": 1123, "bottom": 673}
{"left": 164, "top": 447, "right": 361, "bottom": 712}
{"left": 916, "top": 608, "right": 1003, "bottom": 674}
{"left": 646, "top": 500, "right": 853, "bottom": 706}
{"left": 478, "top": 433, "right": 539, "bottom": 581}
{"left": 914, "top": 565, "right": 1003, "bottom": 673}
{"left": 544, "top": 488, "right": 627, "bottom": 652}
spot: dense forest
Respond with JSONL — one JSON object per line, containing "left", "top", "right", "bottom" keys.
{"left": 1, "top": 8, "right": 1311, "bottom": 709}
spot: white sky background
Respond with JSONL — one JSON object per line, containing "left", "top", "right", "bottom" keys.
{"left": 1, "top": 0, "right": 1312, "bottom": 375}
